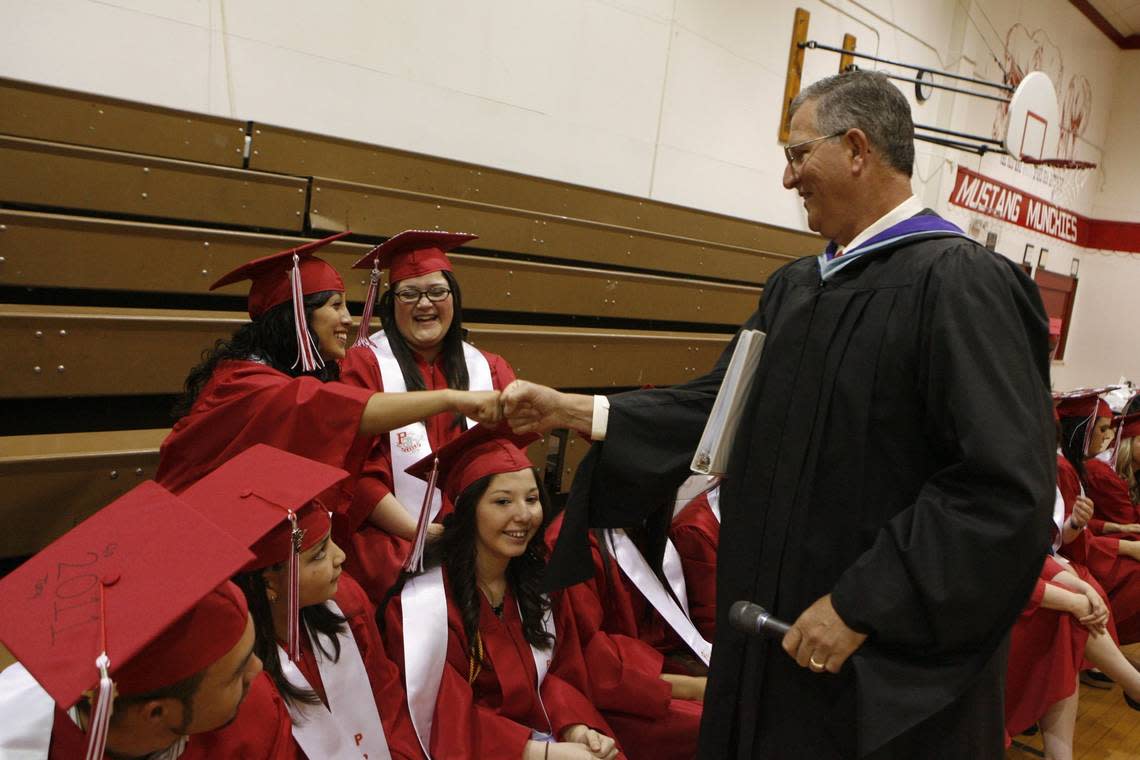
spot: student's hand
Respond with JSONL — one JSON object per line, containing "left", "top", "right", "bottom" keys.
{"left": 561, "top": 724, "right": 619, "bottom": 759}
{"left": 660, "top": 673, "right": 706, "bottom": 701}
{"left": 1078, "top": 588, "right": 1109, "bottom": 634}
{"left": 1071, "top": 496, "right": 1094, "bottom": 528}
{"left": 426, "top": 523, "right": 445, "bottom": 540}
{"left": 1120, "top": 523, "right": 1140, "bottom": 534}
{"left": 783, "top": 594, "right": 867, "bottom": 674}
{"left": 453, "top": 390, "right": 502, "bottom": 425}
{"left": 502, "top": 380, "right": 593, "bottom": 435}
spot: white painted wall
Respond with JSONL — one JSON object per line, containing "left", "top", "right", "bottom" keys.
{"left": 1, "top": 0, "right": 1137, "bottom": 387}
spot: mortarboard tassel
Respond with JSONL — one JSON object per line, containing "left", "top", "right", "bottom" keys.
{"left": 289, "top": 252, "right": 325, "bottom": 373}
{"left": 85, "top": 585, "right": 114, "bottom": 760}
{"left": 286, "top": 510, "right": 302, "bottom": 662}
{"left": 402, "top": 458, "right": 439, "bottom": 574}
{"left": 353, "top": 260, "right": 382, "bottom": 348}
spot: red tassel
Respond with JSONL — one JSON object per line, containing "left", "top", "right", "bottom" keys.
{"left": 402, "top": 458, "right": 439, "bottom": 573}
{"left": 289, "top": 252, "right": 325, "bottom": 373}
{"left": 354, "top": 262, "right": 381, "bottom": 348}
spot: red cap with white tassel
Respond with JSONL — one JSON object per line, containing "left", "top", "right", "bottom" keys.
{"left": 0, "top": 482, "right": 253, "bottom": 756}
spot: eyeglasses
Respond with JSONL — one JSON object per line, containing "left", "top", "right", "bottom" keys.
{"left": 394, "top": 286, "right": 452, "bottom": 305}
{"left": 783, "top": 130, "right": 846, "bottom": 167}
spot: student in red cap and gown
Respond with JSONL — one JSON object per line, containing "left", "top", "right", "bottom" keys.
{"left": 338, "top": 230, "right": 516, "bottom": 601}
{"left": 545, "top": 509, "right": 705, "bottom": 760}
{"left": 1056, "top": 391, "right": 1140, "bottom": 645}
{"left": 0, "top": 481, "right": 275, "bottom": 759}
{"left": 383, "top": 425, "right": 622, "bottom": 760}
{"left": 182, "top": 444, "right": 425, "bottom": 760}
{"left": 1101, "top": 411, "right": 1140, "bottom": 533}
{"left": 669, "top": 485, "right": 721, "bottom": 642}
{"left": 157, "top": 232, "right": 502, "bottom": 516}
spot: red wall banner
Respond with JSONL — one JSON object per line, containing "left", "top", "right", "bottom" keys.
{"left": 948, "top": 165, "right": 1140, "bottom": 253}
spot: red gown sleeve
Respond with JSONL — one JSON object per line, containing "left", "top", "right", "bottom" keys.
{"left": 486, "top": 351, "right": 517, "bottom": 387}
{"left": 157, "top": 361, "right": 373, "bottom": 496}
{"left": 1083, "top": 458, "right": 1138, "bottom": 527}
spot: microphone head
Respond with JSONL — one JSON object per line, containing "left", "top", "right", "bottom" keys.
{"left": 728, "top": 600, "right": 754, "bottom": 630}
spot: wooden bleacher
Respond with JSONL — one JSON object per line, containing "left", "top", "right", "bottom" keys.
{"left": 0, "top": 76, "right": 821, "bottom": 560}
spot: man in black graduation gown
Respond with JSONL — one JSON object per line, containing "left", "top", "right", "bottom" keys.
{"left": 502, "top": 70, "right": 1054, "bottom": 759}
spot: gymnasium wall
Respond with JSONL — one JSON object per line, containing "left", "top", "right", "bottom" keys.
{"left": 2, "top": 0, "right": 1138, "bottom": 389}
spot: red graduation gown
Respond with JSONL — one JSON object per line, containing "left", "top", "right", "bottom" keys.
{"left": 551, "top": 522, "right": 701, "bottom": 760}
{"left": 1058, "top": 456, "right": 1140, "bottom": 644}
{"left": 1003, "top": 556, "right": 1088, "bottom": 738}
{"left": 157, "top": 361, "right": 374, "bottom": 517}
{"left": 287, "top": 573, "right": 424, "bottom": 760}
{"left": 337, "top": 346, "right": 516, "bottom": 602}
{"left": 669, "top": 492, "right": 719, "bottom": 642}
{"left": 1082, "top": 456, "right": 1140, "bottom": 530}
{"left": 384, "top": 574, "right": 623, "bottom": 760}
{"left": 49, "top": 671, "right": 296, "bottom": 760}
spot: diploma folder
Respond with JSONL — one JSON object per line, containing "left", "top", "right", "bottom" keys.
{"left": 690, "top": 329, "right": 766, "bottom": 475}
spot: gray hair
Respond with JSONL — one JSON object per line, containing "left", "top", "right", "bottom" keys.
{"left": 789, "top": 70, "right": 915, "bottom": 176}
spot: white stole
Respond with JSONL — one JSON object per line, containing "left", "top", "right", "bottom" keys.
{"left": 278, "top": 601, "right": 391, "bottom": 760}
{"left": 369, "top": 332, "right": 494, "bottom": 523}
{"left": 0, "top": 663, "right": 56, "bottom": 760}
{"left": 607, "top": 530, "right": 713, "bottom": 665}
{"left": 401, "top": 568, "right": 557, "bottom": 755}
{"left": 1051, "top": 486, "right": 1065, "bottom": 552}
{"left": 706, "top": 486, "right": 721, "bottom": 524}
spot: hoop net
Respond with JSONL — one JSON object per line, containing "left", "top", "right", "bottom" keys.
{"left": 1018, "top": 155, "right": 1097, "bottom": 209}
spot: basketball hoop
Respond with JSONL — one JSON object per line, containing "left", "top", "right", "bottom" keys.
{"left": 1018, "top": 155, "right": 1098, "bottom": 209}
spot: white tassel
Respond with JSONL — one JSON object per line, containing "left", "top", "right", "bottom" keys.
{"left": 84, "top": 654, "right": 113, "bottom": 760}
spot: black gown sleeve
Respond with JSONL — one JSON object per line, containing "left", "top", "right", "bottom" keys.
{"left": 544, "top": 309, "right": 765, "bottom": 590}
{"left": 829, "top": 246, "right": 1054, "bottom": 650}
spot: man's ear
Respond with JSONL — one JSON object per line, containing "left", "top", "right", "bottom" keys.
{"left": 844, "top": 128, "right": 873, "bottom": 173}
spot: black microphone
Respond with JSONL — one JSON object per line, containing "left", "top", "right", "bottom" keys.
{"left": 729, "top": 601, "right": 791, "bottom": 639}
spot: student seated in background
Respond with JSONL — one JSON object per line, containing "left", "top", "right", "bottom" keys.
{"left": 383, "top": 424, "right": 622, "bottom": 760}
{"left": 669, "top": 484, "right": 721, "bottom": 642}
{"left": 182, "top": 444, "right": 425, "bottom": 760}
{"left": 0, "top": 481, "right": 273, "bottom": 759}
{"left": 547, "top": 510, "right": 705, "bottom": 760}
{"left": 339, "top": 229, "right": 517, "bottom": 602}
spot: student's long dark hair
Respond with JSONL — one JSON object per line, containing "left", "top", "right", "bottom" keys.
{"left": 380, "top": 468, "right": 555, "bottom": 660}
{"left": 233, "top": 564, "right": 348, "bottom": 711}
{"left": 378, "top": 271, "right": 469, "bottom": 395}
{"left": 1060, "top": 415, "right": 1093, "bottom": 481}
{"left": 172, "top": 290, "right": 342, "bottom": 419}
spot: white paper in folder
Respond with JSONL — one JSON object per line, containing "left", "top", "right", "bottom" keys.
{"left": 690, "top": 329, "right": 766, "bottom": 475}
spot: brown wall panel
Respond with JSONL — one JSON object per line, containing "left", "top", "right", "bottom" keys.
{"left": 0, "top": 136, "right": 306, "bottom": 230}
{"left": 0, "top": 77, "right": 247, "bottom": 167}
{"left": 0, "top": 429, "right": 165, "bottom": 557}
{"left": 0, "top": 211, "right": 759, "bottom": 325}
{"left": 0, "top": 306, "right": 727, "bottom": 398}
{"left": 250, "top": 123, "right": 822, "bottom": 257}
{"left": 309, "top": 178, "right": 787, "bottom": 285}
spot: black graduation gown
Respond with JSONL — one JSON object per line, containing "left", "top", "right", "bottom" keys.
{"left": 546, "top": 219, "right": 1055, "bottom": 759}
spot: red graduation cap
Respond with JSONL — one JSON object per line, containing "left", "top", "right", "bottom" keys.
{"left": 400, "top": 423, "right": 539, "bottom": 571}
{"left": 1116, "top": 412, "right": 1140, "bottom": 442}
{"left": 349, "top": 229, "right": 477, "bottom": 347}
{"left": 179, "top": 444, "right": 348, "bottom": 661}
{"left": 1054, "top": 388, "right": 1114, "bottom": 420}
{"left": 0, "top": 481, "right": 253, "bottom": 759}
{"left": 210, "top": 232, "right": 351, "bottom": 372}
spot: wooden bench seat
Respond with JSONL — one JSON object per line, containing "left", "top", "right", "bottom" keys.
{"left": 0, "top": 304, "right": 729, "bottom": 398}
{"left": 0, "top": 135, "right": 306, "bottom": 230}
{"left": 0, "top": 210, "right": 760, "bottom": 325}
